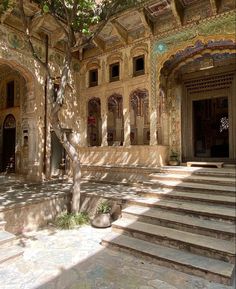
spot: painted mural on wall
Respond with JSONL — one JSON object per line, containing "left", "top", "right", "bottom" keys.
{"left": 153, "top": 12, "right": 236, "bottom": 56}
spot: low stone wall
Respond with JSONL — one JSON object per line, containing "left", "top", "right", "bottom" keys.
{"left": 79, "top": 145, "right": 168, "bottom": 167}
{"left": 0, "top": 193, "right": 70, "bottom": 234}
{"left": 81, "top": 165, "right": 158, "bottom": 184}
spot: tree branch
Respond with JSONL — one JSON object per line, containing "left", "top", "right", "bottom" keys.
{"left": 19, "top": 0, "right": 47, "bottom": 70}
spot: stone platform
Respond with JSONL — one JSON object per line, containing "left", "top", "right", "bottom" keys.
{"left": 0, "top": 166, "right": 235, "bottom": 288}
{"left": 0, "top": 225, "right": 234, "bottom": 289}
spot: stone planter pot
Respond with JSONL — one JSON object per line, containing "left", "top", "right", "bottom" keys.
{"left": 91, "top": 213, "right": 112, "bottom": 228}
{"left": 169, "top": 160, "right": 179, "bottom": 166}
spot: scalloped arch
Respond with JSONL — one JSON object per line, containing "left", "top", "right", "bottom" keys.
{"left": 170, "top": 50, "right": 235, "bottom": 77}
{"left": 130, "top": 88, "right": 149, "bottom": 98}
{"left": 156, "top": 35, "right": 236, "bottom": 83}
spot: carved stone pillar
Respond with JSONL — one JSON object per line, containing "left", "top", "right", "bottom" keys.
{"left": 123, "top": 87, "right": 131, "bottom": 146}
{"left": 149, "top": 48, "right": 159, "bottom": 146}
{"left": 149, "top": 81, "right": 158, "bottom": 146}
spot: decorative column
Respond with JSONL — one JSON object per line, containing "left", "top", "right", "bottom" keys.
{"left": 123, "top": 87, "right": 131, "bottom": 146}
{"left": 161, "top": 89, "right": 169, "bottom": 146}
{"left": 101, "top": 96, "right": 108, "bottom": 146}
{"left": 149, "top": 49, "right": 158, "bottom": 146}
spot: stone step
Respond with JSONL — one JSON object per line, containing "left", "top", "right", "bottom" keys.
{"left": 156, "top": 166, "right": 236, "bottom": 178}
{"left": 102, "top": 232, "right": 235, "bottom": 286}
{"left": 0, "top": 231, "right": 16, "bottom": 246}
{"left": 130, "top": 198, "right": 236, "bottom": 221}
{"left": 137, "top": 188, "right": 236, "bottom": 206}
{"left": 149, "top": 173, "right": 235, "bottom": 186}
{"left": 122, "top": 205, "right": 236, "bottom": 241}
{"left": 224, "top": 164, "right": 236, "bottom": 169}
{"left": 112, "top": 218, "right": 235, "bottom": 263}
{"left": 0, "top": 221, "right": 6, "bottom": 231}
{"left": 145, "top": 180, "right": 236, "bottom": 196}
{"left": 0, "top": 245, "right": 23, "bottom": 264}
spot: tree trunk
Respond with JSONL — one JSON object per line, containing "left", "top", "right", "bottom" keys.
{"left": 71, "top": 158, "right": 81, "bottom": 213}
{"left": 19, "top": 1, "right": 84, "bottom": 216}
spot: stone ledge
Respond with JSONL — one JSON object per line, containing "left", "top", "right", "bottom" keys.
{"left": 0, "top": 192, "right": 70, "bottom": 235}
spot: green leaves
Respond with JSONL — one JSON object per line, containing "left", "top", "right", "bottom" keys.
{"left": 55, "top": 212, "right": 90, "bottom": 229}
{"left": 0, "top": 0, "right": 13, "bottom": 17}
{"left": 42, "top": 4, "right": 49, "bottom": 13}
{"left": 97, "top": 201, "right": 111, "bottom": 214}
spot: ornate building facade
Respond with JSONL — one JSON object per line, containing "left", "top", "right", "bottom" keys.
{"left": 0, "top": 0, "right": 235, "bottom": 180}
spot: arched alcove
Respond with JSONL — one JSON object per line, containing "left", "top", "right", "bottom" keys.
{"left": 2, "top": 114, "right": 16, "bottom": 171}
{"left": 87, "top": 97, "right": 102, "bottom": 146}
{"left": 130, "top": 89, "right": 149, "bottom": 145}
{"left": 107, "top": 94, "right": 123, "bottom": 146}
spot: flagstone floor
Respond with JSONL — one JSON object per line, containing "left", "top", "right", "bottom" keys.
{"left": 0, "top": 224, "right": 233, "bottom": 289}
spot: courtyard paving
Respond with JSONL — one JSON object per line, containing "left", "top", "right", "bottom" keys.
{"left": 0, "top": 174, "right": 235, "bottom": 289}
{"left": 0, "top": 224, "right": 234, "bottom": 289}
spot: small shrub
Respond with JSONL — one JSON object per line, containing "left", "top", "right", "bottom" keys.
{"left": 73, "top": 212, "right": 90, "bottom": 225}
{"left": 55, "top": 212, "right": 90, "bottom": 230}
{"left": 97, "top": 201, "right": 111, "bottom": 214}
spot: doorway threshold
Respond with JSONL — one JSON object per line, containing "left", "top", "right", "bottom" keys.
{"left": 187, "top": 161, "right": 224, "bottom": 168}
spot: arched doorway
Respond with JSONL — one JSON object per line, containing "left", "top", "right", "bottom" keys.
{"left": 2, "top": 114, "right": 16, "bottom": 172}
{"left": 0, "top": 59, "right": 43, "bottom": 179}
{"left": 160, "top": 41, "right": 236, "bottom": 162}
{"left": 50, "top": 131, "right": 67, "bottom": 176}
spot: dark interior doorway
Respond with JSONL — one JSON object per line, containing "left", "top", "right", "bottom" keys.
{"left": 2, "top": 114, "right": 16, "bottom": 172}
{"left": 193, "top": 96, "right": 229, "bottom": 158}
{"left": 51, "top": 131, "right": 66, "bottom": 176}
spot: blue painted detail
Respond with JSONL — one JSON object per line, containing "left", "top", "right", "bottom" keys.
{"left": 154, "top": 43, "right": 168, "bottom": 54}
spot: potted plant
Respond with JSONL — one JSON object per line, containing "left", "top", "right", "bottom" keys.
{"left": 91, "top": 201, "right": 112, "bottom": 228}
{"left": 169, "top": 150, "right": 180, "bottom": 166}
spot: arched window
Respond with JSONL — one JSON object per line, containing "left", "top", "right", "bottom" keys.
{"left": 107, "top": 94, "right": 123, "bottom": 146}
{"left": 4, "top": 114, "right": 16, "bottom": 129}
{"left": 130, "top": 89, "right": 149, "bottom": 145}
{"left": 87, "top": 98, "right": 101, "bottom": 146}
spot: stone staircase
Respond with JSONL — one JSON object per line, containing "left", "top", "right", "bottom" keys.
{"left": 102, "top": 166, "right": 236, "bottom": 286}
{"left": 0, "top": 220, "right": 23, "bottom": 264}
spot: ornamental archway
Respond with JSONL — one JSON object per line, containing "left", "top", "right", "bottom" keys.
{"left": 0, "top": 59, "right": 41, "bottom": 176}
{"left": 158, "top": 40, "right": 236, "bottom": 162}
